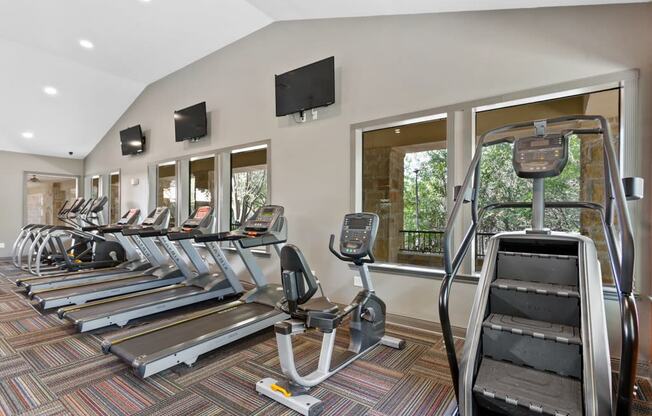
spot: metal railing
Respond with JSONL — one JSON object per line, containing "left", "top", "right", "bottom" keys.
{"left": 400, "top": 230, "right": 495, "bottom": 260}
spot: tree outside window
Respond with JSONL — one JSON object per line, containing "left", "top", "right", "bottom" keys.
{"left": 230, "top": 147, "right": 267, "bottom": 230}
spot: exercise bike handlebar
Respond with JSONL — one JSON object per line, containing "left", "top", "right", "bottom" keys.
{"left": 328, "top": 234, "right": 375, "bottom": 264}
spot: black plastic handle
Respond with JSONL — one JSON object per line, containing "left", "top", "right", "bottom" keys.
{"left": 328, "top": 234, "right": 348, "bottom": 262}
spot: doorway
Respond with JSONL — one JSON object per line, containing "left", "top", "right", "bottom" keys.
{"left": 24, "top": 173, "right": 79, "bottom": 226}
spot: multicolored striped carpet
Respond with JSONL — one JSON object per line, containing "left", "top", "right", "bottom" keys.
{"left": 0, "top": 262, "right": 649, "bottom": 416}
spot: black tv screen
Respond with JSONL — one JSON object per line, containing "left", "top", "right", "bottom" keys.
{"left": 275, "top": 57, "right": 335, "bottom": 117}
{"left": 120, "top": 125, "right": 144, "bottom": 156}
{"left": 175, "top": 102, "right": 207, "bottom": 142}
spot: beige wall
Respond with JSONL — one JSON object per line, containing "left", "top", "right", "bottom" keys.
{"left": 0, "top": 151, "right": 83, "bottom": 257}
{"left": 84, "top": 4, "right": 652, "bottom": 365}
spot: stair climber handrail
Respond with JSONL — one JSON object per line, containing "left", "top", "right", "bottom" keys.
{"left": 439, "top": 115, "right": 639, "bottom": 415}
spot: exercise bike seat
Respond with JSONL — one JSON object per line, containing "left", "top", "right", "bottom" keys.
{"left": 299, "top": 297, "right": 339, "bottom": 314}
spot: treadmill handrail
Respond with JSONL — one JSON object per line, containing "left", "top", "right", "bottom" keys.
{"left": 438, "top": 115, "right": 639, "bottom": 415}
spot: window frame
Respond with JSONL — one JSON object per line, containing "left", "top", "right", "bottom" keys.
{"left": 108, "top": 170, "right": 121, "bottom": 224}
{"left": 146, "top": 140, "right": 271, "bottom": 244}
{"left": 351, "top": 69, "right": 639, "bottom": 290}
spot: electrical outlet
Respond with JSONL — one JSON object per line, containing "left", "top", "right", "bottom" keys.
{"left": 0, "top": 242, "right": 5, "bottom": 249}
{"left": 353, "top": 275, "right": 362, "bottom": 287}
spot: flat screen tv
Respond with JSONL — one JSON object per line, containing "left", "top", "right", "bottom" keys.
{"left": 120, "top": 125, "right": 145, "bottom": 156}
{"left": 275, "top": 56, "right": 335, "bottom": 117}
{"left": 175, "top": 102, "right": 207, "bottom": 142}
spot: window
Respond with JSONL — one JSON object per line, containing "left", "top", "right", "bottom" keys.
{"left": 474, "top": 88, "right": 621, "bottom": 284}
{"left": 90, "top": 176, "right": 100, "bottom": 199}
{"left": 25, "top": 174, "right": 78, "bottom": 227}
{"left": 189, "top": 156, "right": 215, "bottom": 213}
{"left": 109, "top": 172, "right": 120, "bottom": 223}
{"left": 361, "top": 116, "right": 447, "bottom": 268}
{"left": 157, "top": 162, "right": 178, "bottom": 227}
{"left": 230, "top": 146, "right": 268, "bottom": 230}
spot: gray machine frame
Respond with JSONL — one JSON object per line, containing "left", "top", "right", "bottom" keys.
{"left": 102, "top": 205, "right": 290, "bottom": 378}
{"left": 58, "top": 207, "right": 244, "bottom": 332}
{"left": 438, "top": 115, "right": 641, "bottom": 415}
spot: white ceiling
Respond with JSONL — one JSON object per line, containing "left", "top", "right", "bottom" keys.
{"left": 0, "top": 0, "right": 646, "bottom": 158}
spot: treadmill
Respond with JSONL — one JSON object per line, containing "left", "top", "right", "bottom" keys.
{"left": 16, "top": 208, "right": 144, "bottom": 292}
{"left": 31, "top": 207, "right": 190, "bottom": 310}
{"left": 58, "top": 206, "right": 244, "bottom": 332}
{"left": 102, "top": 205, "right": 289, "bottom": 379}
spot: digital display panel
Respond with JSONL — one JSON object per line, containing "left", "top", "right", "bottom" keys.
{"left": 529, "top": 139, "right": 550, "bottom": 148}
{"left": 347, "top": 218, "right": 368, "bottom": 229}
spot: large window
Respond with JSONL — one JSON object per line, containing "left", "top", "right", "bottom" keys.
{"left": 189, "top": 156, "right": 215, "bottom": 213}
{"left": 109, "top": 172, "right": 120, "bottom": 223}
{"left": 90, "top": 176, "right": 100, "bottom": 199}
{"left": 230, "top": 146, "right": 268, "bottom": 230}
{"left": 474, "top": 88, "right": 621, "bottom": 283}
{"left": 157, "top": 162, "right": 178, "bottom": 227}
{"left": 362, "top": 117, "right": 447, "bottom": 268}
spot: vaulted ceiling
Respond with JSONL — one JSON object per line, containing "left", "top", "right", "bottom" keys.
{"left": 0, "top": 0, "right": 645, "bottom": 158}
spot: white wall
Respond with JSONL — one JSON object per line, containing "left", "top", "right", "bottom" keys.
{"left": 84, "top": 4, "right": 652, "bottom": 364}
{"left": 0, "top": 150, "right": 84, "bottom": 257}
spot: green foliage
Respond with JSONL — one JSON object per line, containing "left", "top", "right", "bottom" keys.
{"left": 231, "top": 168, "right": 267, "bottom": 230}
{"left": 404, "top": 149, "right": 447, "bottom": 230}
{"left": 403, "top": 137, "right": 582, "bottom": 233}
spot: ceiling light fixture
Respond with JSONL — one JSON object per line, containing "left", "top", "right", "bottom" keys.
{"left": 43, "top": 86, "right": 58, "bottom": 96}
{"left": 394, "top": 128, "right": 401, "bottom": 134}
{"left": 21, "top": 131, "right": 34, "bottom": 139}
{"left": 79, "top": 39, "right": 94, "bottom": 49}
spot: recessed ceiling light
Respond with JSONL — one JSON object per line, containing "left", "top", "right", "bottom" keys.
{"left": 21, "top": 131, "right": 34, "bottom": 139}
{"left": 139, "top": 0, "right": 152, "bottom": 2}
{"left": 43, "top": 86, "right": 58, "bottom": 96}
{"left": 79, "top": 39, "right": 94, "bottom": 49}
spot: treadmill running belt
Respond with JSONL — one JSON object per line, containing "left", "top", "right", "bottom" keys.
{"left": 64, "top": 286, "right": 201, "bottom": 319}
{"left": 22, "top": 267, "right": 123, "bottom": 286}
{"left": 110, "top": 302, "right": 273, "bottom": 362}
{"left": 35, "top": 274, "right": 159, "bottom": 298}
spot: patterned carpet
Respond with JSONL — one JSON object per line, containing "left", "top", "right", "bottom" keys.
{"left": 0, "top": 262, "right": 648, "bottom": 416}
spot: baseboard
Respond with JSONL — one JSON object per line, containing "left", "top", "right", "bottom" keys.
{"left": 387, "top": 313, "right": 466, "bottom": 338}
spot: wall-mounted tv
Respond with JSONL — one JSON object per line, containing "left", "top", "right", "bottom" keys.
{"left": 175, "top": 101, "right": 207, "bottom": 142}
{"left": 275, "top": 56, "right": 335, "bottom": 117}
{"left": 120, "top": 125, "right": 145, "bottom": 156}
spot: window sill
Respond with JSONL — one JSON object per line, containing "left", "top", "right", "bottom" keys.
{"left": 348, "top": 262, "right": 479, "bottom": 283}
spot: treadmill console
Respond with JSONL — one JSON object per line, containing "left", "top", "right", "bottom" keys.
{"left": 242, "top": 205, "right": 284, "bottom": 236}
{"left": 181, "top": 206, "right": 213, "bottom": 231}
{"left": 339, "top": 213, "right": 379, "bottom": 259}
{"left": 117, "top": 209, "right": 140, "bottom": 225}
{"left": 513, "top": 134, "right": 568, "bottom": 179}
{"left": 142, "top": 207, "right": 169, "bottom": 227}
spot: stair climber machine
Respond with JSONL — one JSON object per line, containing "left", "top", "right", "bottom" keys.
{"left": 16, "top": 208, "right": 141, "bottom": 292}
{"left": 29, "top": 207, "right": 200, "bottom": 310}
{"left": 257, "top": 212, "right": 405, "bottom": 416}
{"left": 101, "top": 205, "right": 289, "bottom": 379}
{"left": 58, "top": 206, "right": 243, "bottom": 332}
{"left": 438, "top": 116, "right": 644, "bottom": 416}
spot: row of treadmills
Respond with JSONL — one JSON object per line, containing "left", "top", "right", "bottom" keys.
{"left": 16, "top": 204, "right": 289, "bottom": 378}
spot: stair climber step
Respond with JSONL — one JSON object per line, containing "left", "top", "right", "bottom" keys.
{"left": 482, "top": 314, "right": 582, "bottom": 378}
{"left": 490, "top": 280, "right": 581, "bottom": 330}
{"left": 473, "top": 358, "right": 582, "bottom": 416}
{"left": 483, "top": 313, "right": 581, "bottom": 345}
{"left": 496, "top": 250, "right": 578, "bottom": 287}
{"left": 492, "top": 279, "right": 579, "bottom": 298}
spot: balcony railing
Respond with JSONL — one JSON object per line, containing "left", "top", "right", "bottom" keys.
{"left": 400, "top": 230, "right": 495, "bottom": 259}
